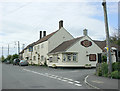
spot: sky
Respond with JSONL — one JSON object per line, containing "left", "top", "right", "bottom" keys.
{"left": 0, "top": 0, "right": 119, "bottom": 57}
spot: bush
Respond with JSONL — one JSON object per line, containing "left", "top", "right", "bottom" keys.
{"left": 112, "top": 62, "right": 120, "bottom": 71}
{"left": 101, "top": 62, "right": 108, "bottom": 76}
{"left": 111, "top": 71, "right": 120, "bottom": 79}
{"left": 102, "top": 55, "right": 107, "bottom": 62}
{"left": 98, "top": 68, "right": 102, "bottom": 76}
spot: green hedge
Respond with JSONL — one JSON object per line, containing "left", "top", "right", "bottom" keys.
{"left": 96, "top": 62, "right": 120, "bottom": 79}
{"left": 111, "top": 71, "right": 120, "bottom": 79}
{"left": 112, "top": 62, "right": 120, "bottom": 71}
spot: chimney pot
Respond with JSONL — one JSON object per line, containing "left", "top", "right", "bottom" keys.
{"left": 59, "top": 20, "right": 63, "bottom": 29}
{"left": 83, "top": 29, "right": 88, "bottom": 36}
{"left": 40, "top": 31, "right": 42, "bottom": 39}
{"left": 43, "top": 31, "right": 46, "bottom": 37}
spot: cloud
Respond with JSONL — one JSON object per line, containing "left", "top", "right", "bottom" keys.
{"left": 0, "top": 2, "right": 118, "bottom": 56}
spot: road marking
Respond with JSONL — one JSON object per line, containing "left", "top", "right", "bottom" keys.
{"left": 74, "top": 84, "right": 82, "bottom": 86}
{"left": 23, "top": 68, "right": 82, "bottom": 87}
{"left": 74, "top": 81, "right": 80, "bottom": 83}
{"left": 84, "top": 75, "right": 100, "bottom": 89}
{"left": 68, "top": 81, "right": 74, "bottom": 84}
{"left": 61, "top": 79, "right": 67, "bottom": 82}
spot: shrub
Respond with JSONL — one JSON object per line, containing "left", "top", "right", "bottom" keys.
{"left": 101, "top": 62, "right": 108, "bottom": 75}
{"left": 98, "top": 68, "right": 102, "bottom": 76}
{"left": 102, "top": 55, "right": 107, "bottom": 62}
{"left": 112, "top": 62, "right": 120, "bottom": 71}
{"left": 111, "top": 70, "right": 120, "bottom": 79}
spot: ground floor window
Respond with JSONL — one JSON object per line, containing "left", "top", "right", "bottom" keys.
{"left": 67, "top": 54, "right": 72, "bottom": 61}
{"left": 73, "top": 53, "right": 77, "bottom": 61}
{"left": 33, "top": 56, "right": 36, "bottom": 61}
{"left": 63, "top": 53, "right": 77, "bottom": 62}
{"left": 41, "top": 55, "right": 44, "bottom": 61}
{"left": 89, "top": 54, "right": 96, "bottom": 61}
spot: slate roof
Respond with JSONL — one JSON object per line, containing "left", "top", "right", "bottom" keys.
{"left": 49, "top": 36, "right": 84, "bottom": 53}
{"left": 49, "top": 38, "right": 120, "bottom": 54}
{"left": 19, "top": 30, "right": 58, "bottom": 54}
{"left": 94, "top": 40, "right": 120, "bottom": 51}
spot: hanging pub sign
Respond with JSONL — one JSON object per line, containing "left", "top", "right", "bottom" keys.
{"left": 81, "top": 40, "right": 92, "bottom": 47}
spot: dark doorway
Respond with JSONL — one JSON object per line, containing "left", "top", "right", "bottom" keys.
{"left": 98, "top": 53, "right": 102, "bottom": 63}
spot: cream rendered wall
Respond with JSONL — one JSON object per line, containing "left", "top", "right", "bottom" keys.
{"left": 32, "top": 41, "right": 49, "bottom": 65}
{"left": 48, "top": 27, "right": 74, "bottom": 53}
{"left": 65, "top": 36, "right": 102, "bottom": 67}
{"left": 49, "top": 36, "right": 102, "bottom": 67}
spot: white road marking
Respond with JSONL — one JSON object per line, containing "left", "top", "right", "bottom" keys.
{"left": 74, "top": 81, "right": 80, "bottom": 83}
{"left": 23, "top": 68, "right": 82, "bottom": 87}
{"left": 61, "top": 79, "right": 67, "bottom": 82}
{"left": 74, "top": 84, "right": 82, "bottom": 86}
{"left": 68, "top": 81, "right": 74, "bottom": 84}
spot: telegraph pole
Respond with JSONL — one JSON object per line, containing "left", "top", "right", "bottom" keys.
{"left": 102, "top": 0, "right": 112, "bottom": 73}
{"left": 18, "top": 41, "right": 20, "bottom": 55}
{"left": 22, "top": 44, "right": 25, "bottom": 50}
{"left": 2, "top": 46, "right": 3, "bottom": 56}
{"left": 8, "top": 44, "right": 9, "bottom": 55}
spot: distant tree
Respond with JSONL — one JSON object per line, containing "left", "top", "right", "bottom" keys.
{"left": 11, "top": 54, "right": 19, "bottom": 60}
{"left": 6, "top": 55, "right": 12, "bottom": 60}
{"left": 0, "top": 55, "right": 5, "bottom": 62}
{"left": 110, "top": 28, "right": 120, "bottom": 46}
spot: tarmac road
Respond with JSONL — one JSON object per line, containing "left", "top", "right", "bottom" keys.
{"left": 2, "top": 63, "right": 95, "bottom": 89}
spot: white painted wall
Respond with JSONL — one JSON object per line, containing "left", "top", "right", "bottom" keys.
{"left": 48, "top": 27, "right": 74, "bottom": 53}
{"left": 48, "top": 36, "right": 102, "bottom": 67}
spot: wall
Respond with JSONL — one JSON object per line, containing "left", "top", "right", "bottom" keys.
{"left": 48, "top": 36, "right": 102, "bottom": 67}
{"left": 48, "top": 27, "right": 74, "bottom": 53}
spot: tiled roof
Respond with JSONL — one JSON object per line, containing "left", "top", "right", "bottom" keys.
{"left": 19, "top": 30, "right": 58, "bottom": 54}
{"left": 49, "top": 38, "right": 120, "bottom": 54}
{"left": 94, "top": 40, "right": 120, "bottom": 51}
{"left": 49, "top": 36, "right": 84, "bottom": 53}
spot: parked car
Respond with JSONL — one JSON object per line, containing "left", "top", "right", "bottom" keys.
{"left": 5, "top": 60, "right": 11, "bottom": 64}
{"left": 13, "top": 58, "right": 20, "bottom": 65}
{"left": 19, "top": 60, "right": 28, "bottom": 66}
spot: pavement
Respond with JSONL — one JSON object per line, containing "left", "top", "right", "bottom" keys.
{"left": 85, "top": 74, "right": 120, "bottom": 90}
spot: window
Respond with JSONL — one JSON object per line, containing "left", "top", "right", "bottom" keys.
{"left": 34, "top": 46, "right": 36, "bottom": 50}
{"left": 63, "top": 54, "right": 66, "bottom": 61}
{"left": 49, "top": 57, "right": 53, "bottom": 62}
{"left": 67, "top": 54, "right": 72, "bottom": 61}
{"left": 73, "top": 53, "right": 77, "bottom": 61}
{"left": 38, "top": 45, "right": 40, "bottom": 49}
{"left": 41, "top": 56, "right": 44, "bottom": 61}
{"left": 41, "top": 44, "right": 44, "bottom": 48}
{"left": 89, "top": 54, "right": 96, "bottom": 61}
{"left": 33, "top": 56, "right": 36, "bottom": 61}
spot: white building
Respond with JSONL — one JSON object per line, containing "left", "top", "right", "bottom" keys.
{"left": 20, "top": 20, "right": 74, "bottom": 65}
{"left": 19, "top": 20, "right": 120, "bottom": 67}
{"left": 48, "top": 29, "right": 102, "bottom": 67}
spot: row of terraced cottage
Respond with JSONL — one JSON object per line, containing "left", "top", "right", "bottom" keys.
{"left": 19, "top": 20, "right": 120, "bottom": 68}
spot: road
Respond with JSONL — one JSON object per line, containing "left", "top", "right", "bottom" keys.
{"left": 2, "top": 63, "right": 95, "bottom": 89}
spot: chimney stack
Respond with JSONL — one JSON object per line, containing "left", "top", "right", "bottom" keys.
{"left": 43, "top": 31, "right": 46, "bottom": 37}
{"left": 59, "top": 20, "right": 63, "bottom": 29}
{"left": 40, "top": 31, "right": 42, "bottom": 39}
{"left": 83, "top": 29, "right": 88, "bottom": 36}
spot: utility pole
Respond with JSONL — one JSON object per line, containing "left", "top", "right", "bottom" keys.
{"left": 8, "top": 44, "right": 9, "bottom": 55}
{"left": 18, "top": 41, "right": 20, "bottom": 55}
{"left": 2, "top": 46, "right": 3, "bottom": 56}
{"left": 102, "top": 0, "right": 112, "bottom": 73}
{"left": 22, "top": 44, "right": 25, "bottom": 50}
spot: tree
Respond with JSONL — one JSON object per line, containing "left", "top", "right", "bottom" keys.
{"left": 6, "top": 55, "right": 12, "bottom": 60}
{"left": 110, "top": 28, "right": 120, "bottom": 46}
{"left": 11, "top": 54, "right": 19, "bottom": 60}
{"left": 0, "top": 55, "right": 5, "bottom": 62}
